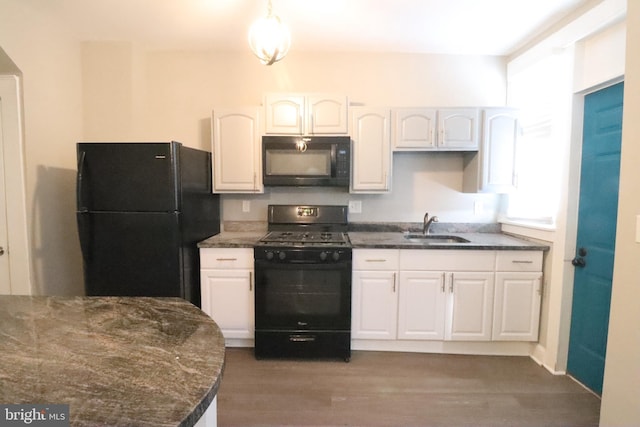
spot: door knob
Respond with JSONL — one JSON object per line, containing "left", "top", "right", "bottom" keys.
{"left": 572, "top": 257, "right": 586, "bottom": 267}
{"left": 0, "top": 246, "right": 4, "bottom": 256}
{"left": 572, "top": 247, "right": 587, "bottom": 268}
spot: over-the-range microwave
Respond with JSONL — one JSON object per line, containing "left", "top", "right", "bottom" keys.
{"left": 262, "top": 136, "right": 351, "bottom": 187}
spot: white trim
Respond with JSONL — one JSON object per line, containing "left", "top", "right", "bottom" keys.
{"left": 508, "top": 0, "right": 627, "bottom": 74}
{"left": 0, "top": 75, "right": 32, "bottom": 294}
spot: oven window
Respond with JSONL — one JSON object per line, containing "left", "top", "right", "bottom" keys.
{"left": 265, "top": 150, "right": 331, "bottom": 176}
{"left": 263, "top": 269, "right": 341, "bottom": 316}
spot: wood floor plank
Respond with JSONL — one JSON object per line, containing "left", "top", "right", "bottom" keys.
{"left": 217, "top": 348, "right": 600, "bottom": 426}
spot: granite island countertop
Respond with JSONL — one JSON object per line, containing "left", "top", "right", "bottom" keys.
{"left": 0, "top": 296, "right": 225, "bottom": 427}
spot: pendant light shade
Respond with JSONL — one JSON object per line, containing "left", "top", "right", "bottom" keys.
{"left": 248, "top": 0, "right": 291, "bottom": 66}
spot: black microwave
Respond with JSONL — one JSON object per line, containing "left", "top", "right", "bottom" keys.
{"left": 262, "top": 136, "right": 351, "bottom": 187}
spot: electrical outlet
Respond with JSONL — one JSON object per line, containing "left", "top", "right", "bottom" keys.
{"left": 348, "top": 200, "right": 362, "bottom": 214}
{"left": 242, "top": 200, "right": 251, "bottom": 213}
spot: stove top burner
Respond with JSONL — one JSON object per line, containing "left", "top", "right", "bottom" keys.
{"left": 259, "top": 231, "right": 350, "bottom": 246}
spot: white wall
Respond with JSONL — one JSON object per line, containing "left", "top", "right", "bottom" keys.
{"left": 600, "top": 1, "right": 640, "bottom": 424}
{"left": 82, "top": 45, "right": 506, "bottom": 226}
{"left": 0, "top": 0, "right": 84, "bottom": 295}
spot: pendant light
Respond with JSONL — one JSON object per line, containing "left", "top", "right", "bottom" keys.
{"left": 248, "top": 0, "right": 291, "bottom": 66}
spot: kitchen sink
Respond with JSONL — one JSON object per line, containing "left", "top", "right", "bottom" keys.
{"left": 403, "top": 234, "right": 470, "bottom": 244}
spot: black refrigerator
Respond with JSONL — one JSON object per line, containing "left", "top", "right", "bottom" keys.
{"left": 76, "top": 142, "right": 220, "bottom": 307}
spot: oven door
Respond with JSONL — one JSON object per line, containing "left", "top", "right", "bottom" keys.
{"left": 254, "top": 259, "right": 352, "bottom": 331}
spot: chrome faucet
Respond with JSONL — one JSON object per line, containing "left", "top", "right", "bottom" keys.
{"left": 423, "top": 213, "right": 439, "bottom": 235}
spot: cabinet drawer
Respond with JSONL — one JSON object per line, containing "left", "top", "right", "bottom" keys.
{"left": 200, "top": 248, "right": 253, "bottom": 269}
{"left": 495, "top": 251, "right": 542, "bottom": 272}
{"left": 353, "top": 249, "right": 399, "bottom": 270}
{"left": 400, "top": 250, "right": 495, "bottom": 271}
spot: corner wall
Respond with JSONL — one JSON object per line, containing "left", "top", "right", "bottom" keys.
{"left": 600, "top": 1, "right": 640, "bottom": 423}
{"left": 0, "top": 0, "right": 84, "bottom": 295}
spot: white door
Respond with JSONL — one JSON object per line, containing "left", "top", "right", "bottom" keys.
{"left": 492, "top": 272, "right": 542, "bottom": 341}
{"left": 0, "top": 75, "right": 31, "bottom": 295}
{"left": 212, "top": 108, "right": 262, "bottom": 193}
{"left": 200, "top": 269, "right": 254, "bottom": 339}
{"left": 0, "top": 100, "right": 10, "bottom": 293}
{"left": 351, "top": 270, "right": 398, "bottom": 339}
{"left": 398, "top": 271, "right": 446, "bottom": 340}
{"left": 446, "top": 272, "right": 494, "bottom": 341}
{"left": 350, "top": 107, "right": 391, "bottom": 192}
{"left": 438, "top": 108, "right": 480, "bottom": 150}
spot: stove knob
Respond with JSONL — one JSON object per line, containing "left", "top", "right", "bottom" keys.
{"left": 319, "top": 251, "right": 328, "bottom": 261}
{"left": 278, "top": 251, "right": 286, "bottom": 261}
{"left": 265, "top": 251, "right": 274, "bottom": 261}
{"left": 332, "top": 251, "right": 340, "bottom": 261}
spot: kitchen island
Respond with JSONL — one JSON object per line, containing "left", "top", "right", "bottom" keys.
{"left": 0, "top": 296, "right": 225, "bottom": 427}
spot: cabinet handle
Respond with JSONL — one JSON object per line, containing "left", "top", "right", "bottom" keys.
{"left": 365, "top": 259, "right": 387, "bottom": 263}
{"left": 441, "top": 272, "right": 445, "bottom": 292}
{"left": 449, "top": 273, "right": 454, "bottom": 293}
{"left": 249, "top": 272, "right": 253, "bottom": 291}
{"left": 216, "top": 258, "right": 238, "bottom": 261}
{"left": 512, "top": 260, "right": 533, "bottom": 264}
{"left": 392, "top": 273, "right": 396, "bottom": 293}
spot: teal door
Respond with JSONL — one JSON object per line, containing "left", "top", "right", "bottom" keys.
{"left": 567, "top": 82, "right": 624, "bottom": 395}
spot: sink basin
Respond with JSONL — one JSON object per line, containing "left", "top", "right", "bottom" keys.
{"left": 403, "top": 234, "right": 470, "bottom": 244}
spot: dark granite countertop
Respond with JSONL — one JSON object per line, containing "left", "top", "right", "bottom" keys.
{"left": 198, "top": 230, "right": 548, "bottom": 251}
{"left": 348, "top": 232, "right": 549, "bottom": 250}
{"left": 198, "top": 231, "right": 264, "bottom": 248}
{"left": 0, "top": 296, "right": 225, "bottom": 427}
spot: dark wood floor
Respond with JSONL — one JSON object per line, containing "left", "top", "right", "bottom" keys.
{"left": 216, "top": 348, "right": 600, "bottom": 427}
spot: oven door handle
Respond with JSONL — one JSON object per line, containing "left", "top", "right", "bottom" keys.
{"left": 289, "top": 335, "right": 316, "bottom": 343}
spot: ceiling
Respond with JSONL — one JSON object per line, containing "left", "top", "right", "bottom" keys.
{"left": 47, "top": 0, "right": 592, "bottom": 55}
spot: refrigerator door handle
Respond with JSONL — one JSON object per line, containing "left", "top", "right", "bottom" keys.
{"left": 77, "top": 212, "right": 91, "bottom": 263}
{"left": 77, "top": 150, "right": 88, "bottom": 212}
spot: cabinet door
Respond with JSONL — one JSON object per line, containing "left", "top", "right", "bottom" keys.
{"left": 480, "top": 108, "right": 519, "bottom": 193}
{"left": 437, "top": 108, "right": 480, "bottom": 150}
{"left": 350, "top": 107, "right": 391, "bottom": 192}
{"left": 307, "top": 95, "right": 348, "bottom": 134}
{"left": 352, "top": 270, "right": 398, "bottom": 340}
{"left": 398, "top": 271, "right": 446, "bottom": 340}
{"left": 201, "top": 269, "right": 254, "bottom": 340}
{"left": 212, "top": 108, "right": 262, "bottom": 193}
{"left": 446, "top": 272, "right": 494, "bottom": 341}
{"left": 492, "top": 272, "right": 542, "bottom": 341}
{"left": 264, "top": 94, "right": 305, "bottom": 134}
{"left": 392, "top": 108, "right": 437, "bottom": 150}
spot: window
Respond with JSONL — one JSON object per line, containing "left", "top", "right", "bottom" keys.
{"left": 504, "top": 51, "right": 573, "bottom": 226}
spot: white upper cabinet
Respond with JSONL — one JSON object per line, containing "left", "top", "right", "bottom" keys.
{"left": 264, "top": 93, "right": 348, "bottom": 135}
{"left": 350, "top": 107, "right": 392, "bottom": 193}
{"left": 463, "top": 108, "right": 519, "bottom": 193}
{"left": 437, "top": 108, "right": 480, "bottom": 150}
{"left": 211, "top": 108, "right": 263, "bottom": 193}
{"left": 392, "top": 108, "right": 479, "bottom": 151}
{"left": 392, "top": 108, "right": 437, "bottom": 150}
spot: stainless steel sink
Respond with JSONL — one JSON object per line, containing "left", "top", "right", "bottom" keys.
{"left": 403, "top": 234, "right": 470, "bottom": 244}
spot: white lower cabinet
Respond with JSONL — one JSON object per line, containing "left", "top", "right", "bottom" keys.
{"left": 353, "top": 249, "right": 496, "bottom": 342}
{"left": 353, "top": 248, "right": 543, "bottom": 347}
{"left": 352, "top": 249, "right": 399, "bottom": 339}
{"left": 492, "top": 251, "right": 543, "bottom": 341}
{"left": 200, "top": 248, "right": 254, "bottom": 342}
{"left": 397, "top": 271, "right": 446, "bottom": 340}
{"left": 352, "top": 270, "right": 398, "bottom": 340}
{"left": 446, "top": 272, "right": 494, "bottom": 341}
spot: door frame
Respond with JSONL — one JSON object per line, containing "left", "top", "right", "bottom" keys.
{"left": 560, "top": 77, "right": 625, "bottom": 374}
{"left": 0, "top": 74, "right": 32, "bottom": 294}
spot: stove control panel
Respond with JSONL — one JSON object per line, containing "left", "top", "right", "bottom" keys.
{"left": 255, "top": 247, "right": 352, "bottom": 264}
